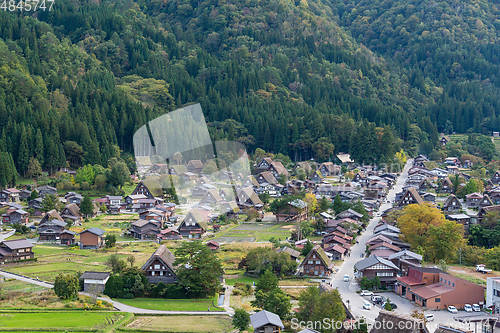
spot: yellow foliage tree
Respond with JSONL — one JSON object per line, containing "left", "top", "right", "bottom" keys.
{"left": 397, "top": 203, "right": 448, "bottom": 249}
{"left": 304, "top": 193, "right": 317, "bottom": 217}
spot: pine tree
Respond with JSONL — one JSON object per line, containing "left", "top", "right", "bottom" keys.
{"left": 35, "top": 129, "right": 44, "bottom": 167}
{"left": 18, "top": 126, "right": 29, "bottom": 176}
{"left": 80, "top": 194, "right": 94, "bottom": 220}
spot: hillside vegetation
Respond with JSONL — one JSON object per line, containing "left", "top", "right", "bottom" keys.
{"left": 2, "top": 0, "right": 500, "bottom": 179}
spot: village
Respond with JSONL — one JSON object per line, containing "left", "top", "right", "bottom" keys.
{"left": 1, "top": 148, "right": 500, "bottom": 333}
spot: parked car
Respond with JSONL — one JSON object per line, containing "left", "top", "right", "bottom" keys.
{"left": 472, "top": 304, "right": 481, "bottom": 312}
{"left": 424, "top": 314, "right": 434, "bottom": 322}
{"left": 464, "top": 304, "right": 472, "bottom": 312}
{"left": 360, "top": 290, "right": 374, "bottom": 296}
{"left": 448, "top": 306, "right": 458, "bottom": 313}
{"left": 363, "top": 300, "right": 372, "bottom": 310}
{"left": 371, "top": 295, "right": 383, "bottom": 303}
{"left": 382, "top": 301, "right": 398, "bottom": 309}
{"left": 343, "top": 274, "right": 349, "bottom": 282}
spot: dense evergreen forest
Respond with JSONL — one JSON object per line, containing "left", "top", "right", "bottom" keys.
{"left": 1, "top": 0, "right": 499, "bottom": 179}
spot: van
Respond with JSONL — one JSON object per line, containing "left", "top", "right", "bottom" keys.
{"left": 472, "top": 304, "right": 481, "bottom": 311}
{"left": 343, "top": 274, "right": 349, "bottom": 282}
{"left": 464, "top": 304, "right": 472, "bottom": 312}
{"left": 424, "top": 314, "right": 434, "bottom": 322}
{"left": 363, "top": 300, "right": 371, "bottom": 310}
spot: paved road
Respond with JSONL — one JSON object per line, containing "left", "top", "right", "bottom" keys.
{"left": 1, "top": 269, "right": 235, "bottom": 316}
{"left": 329, "top": 159, "right": 414, "bottom": 326}
{"left": 328, "top": 160, "right": 481, "bottom": 332}
{"left": 0, "top": 230, "right": 15, "bottom": 242}
{"left": 0, "top": 270, "right": 53, "bottom": 288}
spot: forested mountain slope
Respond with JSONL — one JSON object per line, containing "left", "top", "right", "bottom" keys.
{"left": 3, "top": 0, "right": 498, "bottom": 177}
{"left": 329, "top": 0, "right": 500, "bottom": 133}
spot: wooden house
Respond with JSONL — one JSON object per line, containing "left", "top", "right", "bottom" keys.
{"left": 0, "top": 239, "right": 34, "bottom": 264}
{"left": 480, "top": 194, "right": 493, "bottom": 208}
{"left": 371, "top": 310, "right": 429, "bottom": 333}
{"left": 267, "top": 161, "right": 289, "bottom": 179}
{"left": 276, "top": 246, "right": 300, "bottom": 261}
{"left": 169, "top": 165, "right": 188, "bottom": 176}
{"left": 60, "top": 203, "right": 82, "bottom": 223}
{"left": 36, "top": 186, "right": 57, "bottom": 198}
{"left": 79, "top": 272, "right": 110, "bottom": 293}
{"left": 140, "top": 245, "right": 178, "bottom": 284}
{"left": 28, "top": 198, "right": 43, "bottom": 216}
{"left": 130, "top": 220, "right": 160, "bottom": 240}
{"left": 19, "top": 190, "right": 32, "bottom": 201}
{"left": 250, "top": 310, "right": 284, "bottom": 333}
{"left": 78, "top": 228, "right": 105, "bottom": 249}
{"left": 491, "top": 171, "right": 500, "bottom": 185}
{"left": 477, "top": 205, "right": 500, "bottom": 222}
{"left": 186, "top": 160, "right": 204, "bottom": 174}
{"left": 293, "top": 161, "right": 312, "bottom": 174}
{"left": 299, "top": 245, "right": 334, "bottom": 277}
{"left": 38, "top": 219, "right": 75, "bottom": 244}
{"left": 131, "top": 179, "right": 163, "bottom": 199}
{"left": 256, "top": 171, "right": 278, "bottom": 185}
{"left": 255, "top": 157, "right": 274, "bottom": 174}
{"left": 2, "top": 209, "right": 29, "bottom": 224}
{"left": 466, "top": 192, "right": 483, "bottom": 207}
{"left": 324, "top": 244, "right": 346, "bottom": 261}
{"left": 40, "top": 210, "right": 64, "bottom": 224}
{"left": 318, "top": 162, "right": 339, "bottom": 176}
{"left": 0, "top": 188, "right": 21, "bottom": 202}
{"left": 157, "top": 228, "right": 182, "bottom": 241}
{"left": 354, "top": 255, "right": 400, "bottom": 289}
{"left": 236, "top": 187, "right": 263, "bottom": 210}
{"left": 442, "top": 194, "right": 462, "bottom": 212}
{"left": 440, "top": 178, "right": 453, "bottom": 193}
{"left": 206, "top": 240, "right": 220, "bottom": 251}
{"left": 397, "top": 187, "right": 424, "bottom": 207}
{"left": 309, "top": 171, "right": 324, "bottom": 183}
{"left": 388, "top": 249, "right": 422, "bottom": 275}
{"left": 178, "top": 209, "right": 208, "bottom": 239}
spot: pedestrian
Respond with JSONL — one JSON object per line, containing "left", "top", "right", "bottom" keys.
{"left": 208, "top": 306, "right": 210, "bottom": 311}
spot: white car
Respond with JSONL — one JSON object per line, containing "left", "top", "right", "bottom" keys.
{"left": 472, "top": 304, "right": 481, "bottom": 311}
{"left": 360, "top": 290, "right": 374, "bottom": 296}
{"left": 363, "top": 300, "right": 372, "bottom": 310}
{"left": 448, "top": 306, "right": 458, "bottom": 313}
{"left": 464, "top": 304, "right": 472, "bottom": 312}
{"left": 343, "top": 274, "right": 349, "bottom": 282}
{"left": 424, "top": 314, "right": 434, "bottom": 322}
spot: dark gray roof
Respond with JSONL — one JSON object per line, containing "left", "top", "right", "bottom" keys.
{"left": 250, "top": 310, "right": 284, "bottom": 329}
{"left": 2, "top": 239, "right": 33, "bottom": 250}
{"left": 388, "top": 249, "right": 422, "bottom": 261}
{"left": 78, "top": 227, "right": 105, "bottom": 236}
{"left": 354, "top": 255, "right": 399, "bottom": 271}
{"left": 79, "top": 271, "right": 110, "bottom": 280}
{"left": 42, "top": 219, "right": 67, "bottom": 227}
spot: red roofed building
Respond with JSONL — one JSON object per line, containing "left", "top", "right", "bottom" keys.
{"left": 206, "top": 240, "right": 220, "bottom": 251}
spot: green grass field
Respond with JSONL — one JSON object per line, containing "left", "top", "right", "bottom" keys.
{"left": 125, "top": 315, "right": 233, "bottom": 332}
{"left": 225, "top": 274, "right": 258, "bottom": 286}
{"left": 0, "top": 278, "right": 48, "bottom": 293}
{"left": 0, "top": 312, "right": 124, "bottom": 330}
{"left": 115, "top": 297, "right": 223, "bottom": 312}
{"left": 213, "top": 222, "right": 295, "bottom": 242}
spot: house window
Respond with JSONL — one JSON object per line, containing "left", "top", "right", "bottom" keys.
{"left": 308, "top": 260, "right": 313, "bottom": 264}
{"left": 316, "top": 260, "right": 320, "bottom": 265}
{"left": 440, "top": 278, "right": 442, "bottom": 282}
{"left": 452, "top": 282, "right": 454, "bottom": 287}
{"left": 154, "top": 265, "right": 160, "bottom": 269}
{"left": 435, "top": 298, "right": 441, "bottom": 302}
{"left": 448, "top": 281, "right": 450, "bottom": 285}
